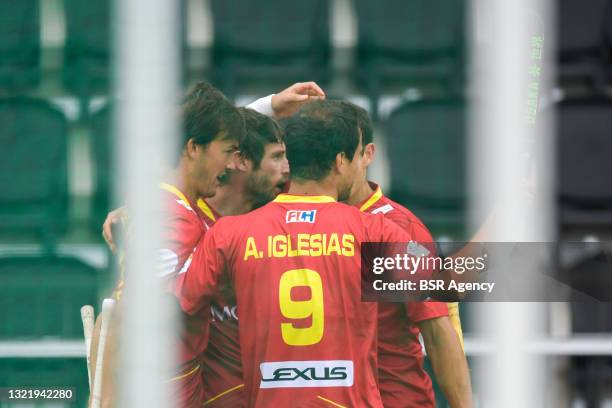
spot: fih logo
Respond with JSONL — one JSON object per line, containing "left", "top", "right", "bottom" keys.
{"left": 286, "top": 210, "right": 317, "bottom": 224}
{"left": 260, "top": 360, "right": 354, "bottom": 388}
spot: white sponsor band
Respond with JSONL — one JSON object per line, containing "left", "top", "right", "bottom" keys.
{"left": 260, "top": 360, "right": 354, "bottom": 389}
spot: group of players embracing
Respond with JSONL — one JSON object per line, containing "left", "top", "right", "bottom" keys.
{"left": 90, "top": 80, "right": 473, "bottom": 408}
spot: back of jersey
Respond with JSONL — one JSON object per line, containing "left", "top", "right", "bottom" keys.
{"left": 223, "top": 195, "right": 388, "bottom": 407}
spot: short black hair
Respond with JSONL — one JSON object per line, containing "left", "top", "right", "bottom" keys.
{"left": 181, "top": 81, "right": 245, "bottom": 150}
{"left": 298, "top": 99, "right": 373, "bottom": 146}
{"left": 282, "top": 110, "right": 360, "bottom": 182}
{"left": 238, "top": 108, "right": 283, "bottom": 168}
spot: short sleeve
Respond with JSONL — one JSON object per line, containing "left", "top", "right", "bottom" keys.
{"left": 405, "top": 301, "right": 449, "bottom": 322}
{"left": 178, "top": 224, "right": 228, "bottom": 315}
{"left": 158, "top": 207, "right": 203, "bottom": 280}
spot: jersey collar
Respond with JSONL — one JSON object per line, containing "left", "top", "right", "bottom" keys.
{"left": 196, "top": 198, "right": 218, "bottom": 222}
{"left": 273, "top": 194, "right": 336, "bottom": 204}
{"left": 359, "top": 181, "right": 383, "bottom": 212}
{"left": 159, "top": 182, "right": 193, "bottom": 209}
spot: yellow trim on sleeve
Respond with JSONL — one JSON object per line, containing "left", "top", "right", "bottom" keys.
{"left": 202, "top": 384, "right": 245, "bottom": 406}
{"left": 447, "top": 302, "right": 465, "bottom": 351}
{"left": 196, "top": 198, "right": 217, "bottom": 222}
{"left": 273, "top": 194, "right": 336, "bottom": 204}
{"left": 359, "top": 185, "right": 384, "bottom": 212}
{"left": 316, "top": 396, "right": 347, "bottom": 408}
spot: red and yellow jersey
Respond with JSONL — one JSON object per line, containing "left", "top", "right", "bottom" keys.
{"left": 196, "top": 198, "right": 221, "bottom": 230}
{"left": 195, "top": 198, "right": 246, "bottom": 407}
{"left": 180, "top": 194, "right": 414, "bottom": 408}
{"left": 358, "top": 182, "right": 449, "bottom": 408}
{"left": 156, "top": 183, "right": 213, "bottom": 370}
{"left": 199, "top": 285, "right": 244, "bottom": 407}
{"left": 146, "top": 183, "right": 213, "bottom": 407}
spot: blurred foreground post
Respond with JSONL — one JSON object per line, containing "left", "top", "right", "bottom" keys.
{"left": 115, "top": 0, "right": 181, "bottom": 407}
{"left": 469, "top": 0, "right": 555, "bottom": 406}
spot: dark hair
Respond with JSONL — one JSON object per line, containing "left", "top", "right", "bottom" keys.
{"left": 282, "top": 110, "right": 360, "bottom": 181}
{"left": 298, "top": 99, "right": 373, "bottom": 146}
{"left": 238, "top": 108, "right": 283, "bottom": 168}
{"left": 181, "top": 81, "right": 245, "bottom": 150}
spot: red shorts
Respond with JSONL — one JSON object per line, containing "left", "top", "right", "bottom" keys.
{"left": 171, "top": 362, "right": 205, "bottom": 408}
{"left": 202, "top": 383, "right": 245, "bottom": 407}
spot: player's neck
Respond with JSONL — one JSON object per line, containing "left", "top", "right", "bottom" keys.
{"left": 207, "top": 183, "right": 252, "bottom": 216}
{"left": 288, "top": 180, "right": 338, "bottom": 200}
{"left": 346, "top": 179, "right": 374, "bottom": 207}
{"left": 163, "top": 167, "right": 198, "bottom": 206}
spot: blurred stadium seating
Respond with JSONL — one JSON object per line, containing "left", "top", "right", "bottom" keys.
{"left": 63, "top": 0, "right": 188, "bottom": 120}
{"left": 0, "top": 97, "right": 68, "bottom": 252}
{"left": 570, "top": 267, "right": 612, "bottom": 408}
{"left": 89, "top": 104, "right": 114, "bottom": 233}
{"left": 557, "top": 0, "right": 612, "bottom": 91}
{"left": 63, "top": 0, "right": 112, "bottom": 119}
{"left": 0, "top": 1, "right": 610, "bottom": 406}
{"left": 354, "top": 0, "right": 466, "bottom": 118}
{"left": 557, "top": 97, "right": 612, "bottom": 231}
{"left": 0, "top": 358, "right": 89, "bottom": 407}
{"left": 0, "top": 256, "right": 98, "bottom": 407}
{"left": 0, "top": 0, "right": 40, "bottom": 93}
{"left": 210, "top": 0, "right": 330, "bottom": 98}
{"left": 385, "top": 98, "right": 466, "bottom": 237}
{"left": 0, "top": 256, "right": 99, "bottom": 339}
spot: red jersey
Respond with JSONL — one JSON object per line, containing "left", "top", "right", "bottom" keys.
{"left": 195, "top": 199, "right": 246, "bottom": 407}
{"left": 158, "top": 183, "right": 212, "bottom": 408}
{"left": 358, "top": 182, "right": 448, "bottom": 408}
{"left": 180, "top": 194, "right": 414, "bottom": 408}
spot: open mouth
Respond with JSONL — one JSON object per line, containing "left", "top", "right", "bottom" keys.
{"left": 217, "top": 171, "right": 232, "bottom": 185}
{"left": 276, "top": 181, "right": 289, "bottom": 193}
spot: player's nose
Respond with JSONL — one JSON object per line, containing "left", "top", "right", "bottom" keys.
{"left": 281, "top": 158, "right": 290, "bottom": 176}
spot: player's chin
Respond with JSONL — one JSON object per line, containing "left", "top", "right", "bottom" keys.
{"left": 201, "top": 182, "right": 219, "bottom": 198}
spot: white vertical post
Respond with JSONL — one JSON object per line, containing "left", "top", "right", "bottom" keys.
{"left": 469, "top": 0, "right": 554, "bottom": 406}
{"left": 115, "top": 0, "right": 180, "bottom": 407}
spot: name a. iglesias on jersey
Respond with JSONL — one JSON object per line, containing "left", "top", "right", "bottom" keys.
{"left": 243, "top": 233, "right": 355, "bottom": 260}
{"left": 260, "top": 360, "right": 354, "bottom": 388}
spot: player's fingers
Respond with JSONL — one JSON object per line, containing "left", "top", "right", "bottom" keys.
{"left": 305, "top": 81, "right": 326, "bottom": 97}
{"left": 288, "top": 93, "right": 310, "bottom": 102}
{"left": 306, "top": 82, "right": 326, "bottom": 97}
{"left": 292, "top": 81, "right": 326, "bottom": 98}
{"left": 102, "top": 219, "right": 116, "bottom": 253}
{"left": 305, "top": 95, "right": 324, "bottom": 102}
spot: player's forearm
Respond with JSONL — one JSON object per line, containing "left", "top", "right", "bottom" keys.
{"left": 420, "top": 317, "right": 473, "bottom": 408}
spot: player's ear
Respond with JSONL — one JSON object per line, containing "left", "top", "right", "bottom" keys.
{"left": 335, "top": 152, "right": 347, "bottom": 174}
{"left": 363, "top": 143, "right": 376, "bottom": 166}
{"left": 234, "top": 151, "right": 250, "bottom": 172}
{"left": 185, "top": 138, "right": 200, "bottom": 160}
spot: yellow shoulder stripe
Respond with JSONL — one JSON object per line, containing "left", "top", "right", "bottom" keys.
{"left": 359, "top": 185, "right": 383, "bottom": 212}
{"left": 273, "top": 194, "right": 336, "bottom": 204}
